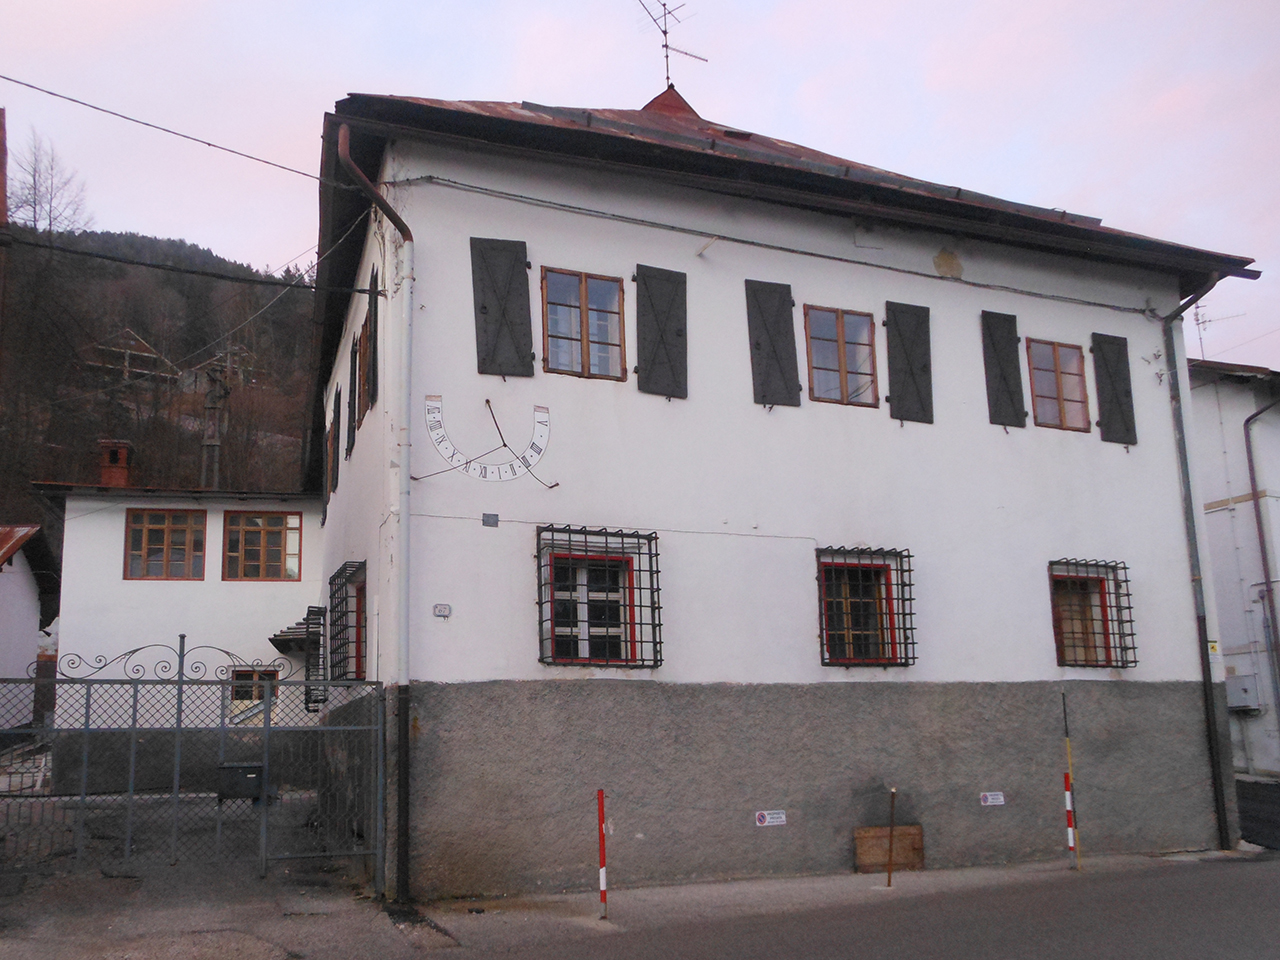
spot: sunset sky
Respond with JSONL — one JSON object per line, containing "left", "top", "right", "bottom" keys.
{"left": 2, "top": 0, "right": 1276, "bottom": 364}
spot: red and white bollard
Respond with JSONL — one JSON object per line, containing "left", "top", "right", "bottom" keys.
{"left": 1063, "top": 771, "right": 1076, "bottom": 853}
{"left": 597, "top": 789, "right": 608, "bottom": 920}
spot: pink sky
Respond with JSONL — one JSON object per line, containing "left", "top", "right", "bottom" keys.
{"left": 2, "top": 0, "right": 1275, "bottom": 364}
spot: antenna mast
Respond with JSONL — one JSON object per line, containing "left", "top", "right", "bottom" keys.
{"left": 638, "top": 1, "right": 707, "bottom": 87}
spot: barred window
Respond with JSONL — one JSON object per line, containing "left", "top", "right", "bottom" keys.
{"left": 537, "top": 526, "right": 661, "bottom": 667}
{"left": 1049, "top": 559, "right": 1136, "bottom": 667}
{"left": 817, "top": 547, "right": 915, "bottom": 666}
{"left": 124, "top": 510, "right": 206, "bottom": 580}
{"left": 329, "top": 561, "right": 367, "bottom": 681}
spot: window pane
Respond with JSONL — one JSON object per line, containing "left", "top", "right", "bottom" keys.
{"left": 1035, "top": 396, "right": 1062, "bottom": 426}
{"left": 266, "top": 564, "right": 282, "bottom": 579}
{"left": 846, "top": 341, "right": 873, "bottom": 375}
{"left": 192, "top": 532, "right": 204, "bottom": 553}
{"left": 546, "top": 271, "right": 579, "bottom": 306}
{"left": 228, "top": 532, "right": 240, "bottom": 553}
{"left": 1061, "top": 373, "right": 1086, "bottom": 404}
{"left": 812, "top": 368, "right": 841, "bottom": 400}
{"left": 192, "top": 556, "right": 203, "bottom": 578}
{"left": 547, "top": 303, "right": 577, "bottom": 338}
{"left": 129, "top": 556, "right": 142, "bottom": 577}
{"left": 1063, "top": 400, "right": 1089, "bottom": 430}
{"left": 286, "top": 530, "right": 300, "bottom": 553}
{"left": 130, "top": 529, "right": 143, "bottom": 551}
{"left": 1029, "top": 341, "right": 1056, "bottom": 370}
{"left": 170, "top": 513, "right": 186, "bottom": 526}
{"left": 285, "top": 556, "right": 300, "bottom": 579}
{"left": 554, "top": 599, "right": 578, "bottom": 629}
{"left": 147, "top": 529, "right": 166, "bottom": 547}
{"left": 1059, "top": 346, "right": 1084, "bottom": 376}
{"left": 810, "top": 339, "right": 839, "bottom": 371}
{"left": 586, "top": 278, "right": 619, "bottom": 312}
{"left": 193, "top": 514, "right": 205, "bottom": 528}
{"left": 287, "top": 515, "right": 300, "bottom": 529}
{"left": 245, "top": 531, "right": 262, "bottom": 548}
{"left": 170, "top": 529, "right": 186, "bottom": 547}
{"left": 148, "top": 513, "right": 166, "bottom": 525}
{"left": 847, "top": 372, "right": 875, "bottom": 403}
{"left": 245, "top": 515, "right": 263, "bottom": 528}
{"left": 226, "top": 515, "right": 240, "bottom": 528}
{"left": 588, "top": 310, "right": 620, "bottom": 346}
{"left": 267, "top": 516, "right": 284, "bottom": 528}
{"left": 808, "top": 309, "right": 837, "bottom": 341}
{"left": 553, "top": 559, "right": 575, "bottom": 588}
{"left": 589, "top": 343, "right": 621, "bottom": 378}
{"left": 245, "top": 562, "right": 261, "bottom": 578}
{"left": 844, "top": 313, "right": 872, "bottom": 346}
{"left": 547, "top": 336, "right": 581, "bottom": 373}
{"left": 227, "top": 558, "right": 239, "bottom": 578}
{"left": 1031, "top": 369, "right": 1059, "bottom": 398}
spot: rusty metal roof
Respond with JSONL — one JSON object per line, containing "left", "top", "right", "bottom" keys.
{"left": 0, "top": 525, "right": 40, "bottom": 567}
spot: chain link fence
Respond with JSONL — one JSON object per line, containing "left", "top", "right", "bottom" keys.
{"left": 0, "top": 677, "right": 384, "bottom": 890}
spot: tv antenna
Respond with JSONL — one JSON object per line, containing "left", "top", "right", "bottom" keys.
{"left": 638, "top": 1, "right": 707, "bottom": 87}
{"left": 1193, "top": 302, "right": 1245, "bottom": 358}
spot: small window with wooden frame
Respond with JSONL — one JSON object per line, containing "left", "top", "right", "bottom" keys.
{"left": 817, "top": 547, "right": 915, "bottom": 666}
{"left": 1028, "top": 339, "right": 1089, "bottom": 431}
{"left": 542, "top": 268, "right": 626, "bottom": 380}
{"left": 537, "top": 525, "right": 661, "bottom": 667}
{"left": 124, "top": 510, "right": 206, "bottom": 580}
{"left": 223, "top": 512, "right": 302, "bottom": 581}
{"left": 231, "top": 668, "right": 278, "bottom": 702}
{"left": 804, "top": 306, "right": 878, "bottom": 406}
{"left": 1049, "top": 559, "right": 1136, "bottom": 667}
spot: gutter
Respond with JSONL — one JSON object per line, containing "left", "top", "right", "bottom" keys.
{"left": 1245, "top": 396, "right": 1280, "bottom": 759}
{"left": 337, "top": 124, "right": 416, "bottom": 903}
{"left": 1159, "top": 273, "right": 1232, "bottom": 849}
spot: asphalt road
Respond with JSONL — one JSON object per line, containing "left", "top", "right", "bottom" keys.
{"left": 473, "top": 857, "right": 1280, "bottom": 960}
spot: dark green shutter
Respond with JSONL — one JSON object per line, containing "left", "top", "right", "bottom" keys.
{"left": 744, "top": 279, "right": 801, "bottom": 406}
{"left": 368, "top": 267, "right": 379, "bottom": 407}
{"left": 330, "top": 388, "right": 341, "bottom": 493}
{"left": 980, "top": 311, "right": 1026, "bottom": 427}
{"left": 346, "top": 344, "right": 357, "bottom": 458}
{"left": 1092, "top": 333, "right": 1137, "bottom": 445}
{"left": 885, "top": 302, "right": 933, "bottom": 424}
{"left": 470, "top": 238, "right": 533, "bottom": 377}
{"left": 636, "top": 264, "right": 687, "bottom": 399}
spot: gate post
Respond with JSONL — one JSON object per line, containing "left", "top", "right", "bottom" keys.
{"left": 169, "top": 634, "right": 187, "bottom": 864}
{"left": 259, "top": 677, "right": 273, "bottom": 878}
{"left": 124, "top": 682, "right": 140, "bottom": 862}
{"left": 75, "top": 681, "right": 92, "bottom": 868}
{"left": 375, "top": 684, "right": 386, "bottom": 899}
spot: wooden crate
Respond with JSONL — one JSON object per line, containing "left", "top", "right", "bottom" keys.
{"left": 854, "top": 824, "right": 924, "bottom": 873}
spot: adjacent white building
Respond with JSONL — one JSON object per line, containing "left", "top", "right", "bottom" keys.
{"left": 1191, "top": 359, "right": 1280, "bottom": 776}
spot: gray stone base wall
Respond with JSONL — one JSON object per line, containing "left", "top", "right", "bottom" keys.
{"left": 405, "top": 679, "right": 1233, "bottom": 899}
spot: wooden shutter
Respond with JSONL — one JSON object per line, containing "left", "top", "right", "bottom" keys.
{"left": 346, "top": 344, "right": 357, "bottom": 457}
{"left": 980, "top": 311, "right": 1026, "bottom": 427}
{"left": 636, "top": 264, "right": 688, "bottom": 399}
{"left": 470, "top": 238, "right": 533, "bottom": 377}
{"left": 330, "top": 388, "right": 341, "bottom": 493}
{"left": 744, "top": 279, "right": 801, "bottom": 406}
{"left": 368, "top": 267, "right": 379, "bottom": 408}
{"left": 885, "top": 302, "right": 933, "bottom": 424}
{"left": 1092, "top": 333, "right": 1137, "bottom": 445}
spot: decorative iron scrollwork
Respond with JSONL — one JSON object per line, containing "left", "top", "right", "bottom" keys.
{"left": 31, "top": 636, "right": 300, "bottom": 681}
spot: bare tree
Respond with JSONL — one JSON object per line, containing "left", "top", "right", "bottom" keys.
{"left": 7, "top": 130, "right": 90, "bottom": 234}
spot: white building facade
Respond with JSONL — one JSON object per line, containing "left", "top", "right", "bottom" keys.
{"left": 309, "top": 89, "right": 1257, "bottom": 897}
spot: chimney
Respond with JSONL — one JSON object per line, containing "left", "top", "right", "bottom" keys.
{"left": 98, "top": 440, "right": 135, "bottom": 487}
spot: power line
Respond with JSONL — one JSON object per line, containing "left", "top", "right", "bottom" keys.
{"left": 9, "top": 236, "right": 316, "bottom": 288}
{"left": 0, "top": 73, "right": 324, "bottom": 184}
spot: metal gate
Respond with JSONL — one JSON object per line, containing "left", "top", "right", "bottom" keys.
{"left": 0, "top": 647, "right": 383, "bottom": 890}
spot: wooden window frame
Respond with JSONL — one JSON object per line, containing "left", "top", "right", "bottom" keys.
{"left": 817, "top": 547, "right": 916, "bottom": 667}
{"left": 222, "top": 511, "right": 303, "bottom": 582}
{"left": 549, "top": 552, "right": 638, "bottom": 664}
{"left": 231, "top": 668, "right": 278, "bottom": 702}
{"left": 123, "top": 509, "right": 207, "bottom": 581}
{"left": 1027, "top": 338, "right": 1090, "bottom": 432}
{"left": 1048, "top": 559, "right": 1136, "bottom": 668}
{"left": 540, "top": 267, "right": 627, "bottom": 382}
{"left": 803, "top": 304, "right": 879, "bottom": 407}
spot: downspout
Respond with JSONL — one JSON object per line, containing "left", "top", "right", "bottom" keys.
{"left": 1244, "top": 396, "right": 1280, "bottom": 754}
{"left": 338, "top": 124, "right": 415, "bottom": 901}
{"left": 1160, "top": 273, "right": 1232, "bottom": 849}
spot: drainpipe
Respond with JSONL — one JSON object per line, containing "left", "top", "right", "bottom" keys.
{"left": 1245, "top": 396, "right": 1280, "bottom": 753}
{"left": 337, "top": 124, "right": 415, "bottom": 901}
{"left": 1160, "top": 273, "right": 1232, "bottom": 849}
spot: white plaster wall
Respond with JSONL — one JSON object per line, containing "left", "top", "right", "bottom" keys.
{"left": 1192, "top": 374, "right": 1280, "bottom": 773}
{"left": 321, "top": 139, "right": 1207, "bottom": 688}
{"left": 0, "top": 549, "right": 43, "bottom": 680}
{"left": 57, "top": 496, "right": 325, "bottom": 675}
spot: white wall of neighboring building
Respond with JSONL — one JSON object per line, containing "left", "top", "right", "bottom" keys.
{"left": 318, "top": 138, "right": 1207, "bottom": 689}
{"left": 56, "top": 495, "right": 325, "bottom": 677}
{"left": 0, "top": 547, "right": 43, "bottom": 679}
{"left": 1192, "top": 371, "right": 1280, "bottom": 775}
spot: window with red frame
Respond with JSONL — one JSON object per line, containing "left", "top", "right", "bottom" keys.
{"left": 818, "top": 547, "right": 915, "bottom": 666}
{"left": 537, "top": 525, "right": 661, "bottom": 667}
{"left": 1049, "top": 559, "right": 1136, "bottom": 667}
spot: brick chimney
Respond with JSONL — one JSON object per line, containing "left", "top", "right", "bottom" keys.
{"left": 98, "top": 440, "right": 135, "bottom": 487}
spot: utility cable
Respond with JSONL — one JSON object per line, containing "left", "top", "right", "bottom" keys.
{"left": 0, "top": 73, "right": 327, "bottom": 185}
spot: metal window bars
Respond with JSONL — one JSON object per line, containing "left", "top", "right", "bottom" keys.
{"left": 537, "top": 525, "right": 662, "bottom": 668}
{"left": 1049, "top": 559, "right": 1136, "bottom": 668}
{"left": 328, "top": 562, "right": 366, "bottom": 681}
{"left": 817, "top": 547, "right": 916, "bottom": 667}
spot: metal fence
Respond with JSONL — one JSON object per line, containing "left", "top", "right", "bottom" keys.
{"left": 0, "top": 675, "right": 384, "bottom": 890}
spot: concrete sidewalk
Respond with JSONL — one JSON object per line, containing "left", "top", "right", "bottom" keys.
{"left": 0, "top": 848, "right": 1270, "bottom": 959}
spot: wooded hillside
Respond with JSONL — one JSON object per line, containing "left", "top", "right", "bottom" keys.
{"left": 0, "top": 226, "right": 314, "bottom": 522}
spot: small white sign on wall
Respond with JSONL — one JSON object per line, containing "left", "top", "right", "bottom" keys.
{"left": 980, "top": 792, "right": 1005, "bottom": 806}
{"left": 756, "top": 810, "right": 786, "bottom": 826}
